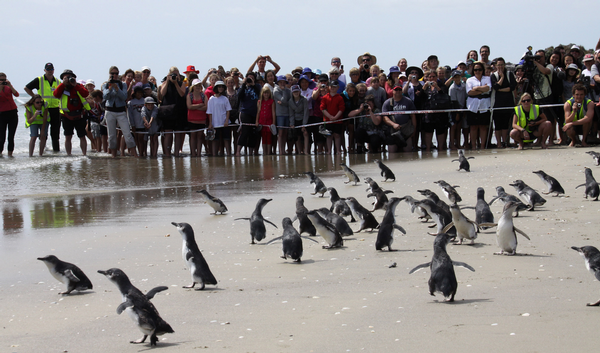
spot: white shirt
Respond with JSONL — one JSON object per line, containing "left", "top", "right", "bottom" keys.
{"left": 206, "top": 95, "right": 232, "bottom": 127}
{"left": 466, "top": 75, "right": 492, "bottom": 113}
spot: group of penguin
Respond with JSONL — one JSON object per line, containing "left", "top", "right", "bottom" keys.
{"left": 37, "top": 150, "right": 600, "bottom": 346}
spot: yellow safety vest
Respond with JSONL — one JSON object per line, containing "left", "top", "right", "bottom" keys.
{"left": 514, "top": 104, "right": 540, "bottom": 133}
{"left": 24, "top": 102, "right": 50, "bottom": 128}
{"left": 59, "top": 90, "right": 91, "bottom": 117}
{"left": 566, "top": 97, "right": 592, "bottom": 124}
{"left": 38, "top": 75, "right": 60, "bottom": 108}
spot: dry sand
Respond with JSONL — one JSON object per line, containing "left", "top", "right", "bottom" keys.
{"left": 2, "top": 147, "right": 600, "bottom": 352}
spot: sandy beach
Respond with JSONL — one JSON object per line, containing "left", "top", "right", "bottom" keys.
{"left": 2, "top": 147, "right": 600, "bottom": 352}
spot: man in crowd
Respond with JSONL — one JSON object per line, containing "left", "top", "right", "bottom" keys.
{"left": 532, "top": 49, "right": 558, "bottom": 123}
{"left": 52, "top": 69, "right": 90, "bottom": 156}
{"left": 382, "top": 84, "right": 417, "bottom": 153}
{"left": 24, "top": 63, "right": 62, "bottom": 152}
{"left": 330, "top": 57, "right": 346, "bottom": 84}
{"left": 480, "top": 45, "right": 491, "bottom": 65}
{"left": 563, "top": 84, "right": 594, "bottom": 147}
{"left": 102, "top": 66, "right": 138, "bottom": 158}
{"left": 357, "top": 52, "right": 376, "bottom": 82}
{"left": 247, "top": 55, "right": 280, "bottom": 77}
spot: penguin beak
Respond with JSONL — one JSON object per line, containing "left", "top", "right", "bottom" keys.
{"left": 171, "top": 222, "right": 180, "bottom": 227}
{"left": 36, "top": 257, "right": 45, "bottom": 261}
{"left": 571, "top": 246, "right": 582, "bottom": 252}
{"left": 97, "top": 270, "right": 107, "bottom": 275}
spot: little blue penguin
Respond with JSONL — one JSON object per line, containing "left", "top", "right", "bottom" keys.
{"left": 340, "top": 163, "right": 360, "bottom": 185}
{"left": 235, "top": 198, "right": 278, "bottom": 243}
{"left": 374, "top": 159, "right": 395, "bottom": 181}
{"left": 197, "top": 189, "right": 228, "bottom": 214}
{"left": 575, "top": 167, "right": 600, "bottom": 201}
{"left": 37, "top": 255, "right": 93, "bottom": 295}
{"left": 375, "top": 197, "right": 406, "bottom": 251}
{"left": 451, "top": 150, "right": 474, "bottom": 172}
{"left": 171, "top": 222, "right": 218, "bottom": 290}
{"left": 571, "top": 245, "right": 600, "bottom": 306}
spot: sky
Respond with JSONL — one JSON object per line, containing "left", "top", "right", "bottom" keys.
{"left": 2, "top": 0, "right": 598, "bottom": 91}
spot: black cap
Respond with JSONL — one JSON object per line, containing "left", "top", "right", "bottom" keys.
{"left": 328, "top": 80, "right": 339, "bottom": 87}
{"left": 59, "top": 69, "right": 76, "bottom": 80}
{"left": 318, "top": 73, "right": 329, "bottom": 82}
{"left": 45, "top": 63, "right": 54, "bottom": 71}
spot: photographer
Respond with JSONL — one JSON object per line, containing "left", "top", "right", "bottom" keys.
{"left": 510, "top": 93, "right": 551, "bottom": 149}
{"left": 235, "top": 72, "right": 261, "bottom": 156}
{"left": 53, "top": 69, "right": 90, "bottom": 156}
{"left": 530, "top": 50, "right": 559, "bottom": 132}
{"left": 357, "top": 52, "right": 377, "bottom": 82}
{"left": 563, "top": 84, "right": 594, "bottom": 147}
{"left": 382, "top": 84, "right": 417, "bottom": 153}
{"left": 351, "top": 94, "right": 384, "bottom": 153}
{"left": 247, "top": 55, "right": 281, "bottom": 78}
{"left": 103, "top": 66, "right": 138, "bottom": 158}
{"left": 0, "top": 72, "right": 19, "bottom": 156}
{"left": 158, "top": 67, "right": 186, "bottom": 157}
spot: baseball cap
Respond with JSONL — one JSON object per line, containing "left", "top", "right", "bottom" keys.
{"left": 291, "top": 85, "right": 301, "bottom": 92}
{"left": 328, "top": 80, "right": 339, "bottom": 87}
{"left": 45, "top": 63, "right": 54, "bottom": 71}
{"left": 144, "top": 97, "right": 156, "bottom": 104}
{"left": 451, "top": 70, "right": 462, "bottom": 77}
{"left": 571, "top": 45, "right": 580, "bottom": 51}
{"left": 141, "top": 66, "right": 151, "bottom": 72}
{"left": 86, "top": 79, "right": 95, "bottom": 86}
{"left": 191, "top": 78, "right": 202, "bottom": 86}
{"left": 393, "top": 83, "right": 403, "bottom": 90}
{"left": 583, "top": 54, "right": 594, "bottom": 62}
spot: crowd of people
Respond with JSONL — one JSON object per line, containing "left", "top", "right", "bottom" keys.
{"left": 1, "top": 40, "right": 600, "bottom": 157}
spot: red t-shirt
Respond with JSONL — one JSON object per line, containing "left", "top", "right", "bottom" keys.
{"left": 53, "top": 83, "right": 89, "bottom": 119}
{"left": 319, "top": 93, "right": 345, "bottom": 124}
{"left": 0, "top": 85, "right": 18, "bottom": 112}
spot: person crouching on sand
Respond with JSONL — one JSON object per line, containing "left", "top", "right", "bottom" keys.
{"left": 510, "top": 92, "right": 552, "bottom": 149}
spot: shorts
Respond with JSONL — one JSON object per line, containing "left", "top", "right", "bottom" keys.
{"left": 188, "top": 122, "right": 206, "bottom": 131}
{"left": 327, "top": 122, "right": 344, "bottom": 135}
{"left": 61, "top": 116, "right": 87, "bottom": 138}
{"left": 29, "top": 123, "right": 49, "bottom": 138}
{"left": 90, "top": 122, "right": 101, "bottom": 138}
{"left": 421, "top": 121, "right": 448, "bottom": 134}
{"left": 276, "top": 116, "right": 289, "bottom": 127}
{"left": 100, "top": 124, "right": 108, "bottom": 136}
{"left": 466, "top": 111, "right": 491, "bottom": 126}
{"left": 215, "top": 126, "right": 231, "bottom": 140}
{"left": 492, "top": 109, "right": 512, "bottom": 130}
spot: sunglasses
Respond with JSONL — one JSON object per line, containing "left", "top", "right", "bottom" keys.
{"left": 142, "top": 70, "right": 150, "bottom": 74}
{"left": 522, "top": 99, "right": 532, "bottom": 103}
{"left": 332, "top": 60, "right": 340, "bottom": 63}
{"left": 35, "top": 101, "right": 43, "bottom": 104}
{"left": 473, "top": 69, "right": 483, "bottom": 72}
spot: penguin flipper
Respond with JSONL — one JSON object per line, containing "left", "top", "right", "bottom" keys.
{"left": 452, "top": 261, "right": 476, "bottom": 272}
{"left": 393, "top": 224, "right": 406, "bottom": 234}
{"left": 467, "top": 157, "right": 475, "bottom": 160}
{"left": 409, "top": 263, "right": 431, "bottom": 274}
{"left": 488, "top": 197, "right": 499, "bottom": 205}
{"left": 384, "top": 190, "right": 394, "bottom": 194}
{"left": 513, "top": 226, "right": 531, "bottom": 240}
{"left": 63, "top": 269, "right": 80, "bottom": 283}
{"left": 441, "top": 222, "right": 455, "bottom": 233}
{"left": 264, "top": 219, "right": 279, "bottom": 229}
{"left": 291, "top": 215, "right": 298, "bottom": 223}
{"left": 301, "top": 236, "right": 320, "bottom": 243}
{"left": 478, "top": 222, "right": 497, "bottom": 228}
{"left": 451, "top": 159, "right": 459, "bottom": 162}
{"left": 575, "top": 184, "right": 586, "bottom": 189}
{"left": 116, "top": 300, "right": 134, "bottom": 315}
{"left": 266, "top": 236, "right": 283, "bottom": 245}
{"left": 234, "top": 217, "right": 251, "bottom": 221}
{"left": 146, "top": 286, "right": 168, "bottom": 300}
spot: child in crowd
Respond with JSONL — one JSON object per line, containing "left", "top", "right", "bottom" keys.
{"left": 320, "top": 80, "right": 345, "bottom": 154}
{"left": 449, "top": 70, "right": 468, "bottom": 149}
{"left": 24, "top": 95, "right": 49, "bottom": 156}
{"left": 367, "top": 77, "right": 387, "bottom": 110}
{"left": 186, "top": 79, "right": 208, "bottom": 157}
{"left": 273, "top": 75, "right": 291, "bottom": 154}
{"left": 206, "top": 81, "right": 232, "bottom": 156}
{"left": 127, "top": 86, "right": 146, "bottom": 156}
{"left": 255, "top": 85, "right": 275, "bottom": 155}
{"left": 142, "top": 97, "right": 159, "bottom": 158}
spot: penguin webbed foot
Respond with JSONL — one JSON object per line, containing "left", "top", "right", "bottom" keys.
{"left": 586, "top": 300, "right": 600, "bottom": 306}
{"left": 183, "top": 283, "right": 195, "bottom": 289}
{"left": 150, "top": 334, "right": 158, "bottom": 346}
{"left": 427, "top": 223, "right": 437, "bottom": 228}
{"left": 131, "top": 335, "right": 148, "bottom": 344}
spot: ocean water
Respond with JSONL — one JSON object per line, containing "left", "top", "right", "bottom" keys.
{"left": 0, "top": 100, "right": 447, "bottom": 237}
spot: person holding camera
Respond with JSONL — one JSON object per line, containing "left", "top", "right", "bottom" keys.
{"left": 510, "top": 93, "right": 551, "bottom": 149}
{"left": 102, "top": 66, "right": 138, "bottom": 158}
{"left": 52, "top": 69, "right": 90, "bottom": 156}
{"left": 247, "top": 55, "right": 281, "bottom": 78}
{"left": 382, "top": 84, "right": 417, "bottom": 153}
{"left": 0, "top": 72, "right": 20, "bottom": 156}
{"left": 351, "top": 94, "right": 384, "bottom": 153}
{"left": 235, "top": 72, "right": 261, "bottom": 156}
{"left": 24, "top": 95, "right": 49, "bottom": 156}
{"left": 563, "top": 84, "right": 595, "bottom": 147}
{"left": 158, "top": 67, "right": 186, "bottom": 157}
{"left": 357, "top": 52, "right": 376, "bottom": 82}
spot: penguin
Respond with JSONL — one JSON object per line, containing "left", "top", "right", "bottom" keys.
{"left": 265, "top": 218, "right": 319, "bottom": 262}
{"left": 475, "top": 187, "right": 494, "bottom": 229}
{"left": 509, "top": 180, "right": 546, "bottom": 210}
{"left": 408, "top": 233, "right": 475, "bottom": 302}
{"left": 434, "top": 180, "right": 462, "bottom": 205}
{"left": 171, "top": 222, "right": 218, "bottom": 290}
{"left": 304, "top": 172, "right": 327, "bottom": 197}
{"left": 374, "top": 159, "right": 396, "bottom": 181}
{"left": 235, "top": 198, "right": 278, "bottom": 244}
{"left": 479, "top": 201, "right": 531, "bottom": 255}
{"left": 375, "top": 198, "right": 406, "bottom": 251}
{"left": 488, "top": 186, "right": 530, "bottom": 217}
{"left": 327, "top": 187, "right": 355, "bottom": 222}
{"left": 586, "top": 151, "right": 600, "bottom": 166}
{"left": 417, "top": 189, "right": 451, "bottom": 215}
{"left": 98, "top": 268, "right": 173, "bottom": 346}
{"left": 532, "top": 170, "right": 565, "bottom": 196}
{"left": 316, "top": 208, "right": 354, "bottom": 237}
{"left": 196, "top": 189, "right": 228, "bottom": 214}
{"left": 344, "top": 197, "right": 380, "bottom": 232}
{"left": 293, "top": 196, "right": 317, "bottom": 237}
{"left": 575, "top": 167, "right": 600, "bottom": 201}
{"left": 451, "top": 150, "right": 474, "bottom": 172}
{"left": 340, "top": 163, "right": 360, "bottom": 185}
{"left": 306, "top": 210, "right": 343, "bottom": 249}
{"left": 367, "top": 187, "right": 394, "bottom": 212}
{"left": 442, "top": 204, "right": 478, "bottom": 245}
{"left": 364, "top": 177, "right": 380, "bottom": 193}
{"left": 37, "top": 255, "right": 93, "bottom": 295}
{"left": 571, "top": 245, "right": 600, "bottom": 306}
{"left": 399, "top": 195, "right": 431, "bottom": 223}
{"left": 413, "top": 199, "right": 453, "bottom": 236}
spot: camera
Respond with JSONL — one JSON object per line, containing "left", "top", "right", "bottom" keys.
{"left": 170, "top": 73, "right": 178, "bottom": 79}
{"left": 581, "top": 76, "right": 591, "bottom": 87}
{"left": 362, "top": 103, "right": 369, "bottom": 110}
{"left": 68, "top": 77, "right": 77, "bottom": 84}
{"left": 410, "top": 75, "right": 416, "bottom": 80}
{"left": 363, "top": 64, "right": 370, "bottom": 70}
{"left": 109, "top": 79, "right": 120, "bottom": 84}
{"left": 0, "top": 82, "right": 7, "bottom": 85}
{"left": 245, "top": 77, "right": 253, "bottom": 84}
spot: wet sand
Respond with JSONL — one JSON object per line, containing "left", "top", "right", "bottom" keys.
{"left": 2, "top": 147, "right": 600, "bottom": 352}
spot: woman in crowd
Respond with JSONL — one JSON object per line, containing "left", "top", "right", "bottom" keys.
{"left": 403, "top": 66, "right": 425, "bottom": 150}
{"left": 255, "top": 85, "right": 275, "bottom": 155}
{"left": 466, "top": 61, "right": 492, "bottom": 149}
{"left": 24, "top": 94, "right": 49, "bottom": 156}
{"left": 311, "top": 81, "right": 328, "bottom": 154}
{"left": 158, "top": 67, "right": 186, "bottom": 157}
{"left": 510, "top": 92, "right": 551, "bottom": 149}
{"left": 186, "top": 79, "right": 208, "bottom": 157}
{"left": 385, "top": 66, "right": 401, "bottom": 98}
{"left": 0, "top": 72, "right": 19, "bottom": 156}
{"left": 225, "top": 76, "right": 240, "bottom": 149}
{"left": 288, "top": 85, "right": 309, "bottom": 154}
{"left": 466, "top": 50, "right": 478, "bottom": 62}
{"left": 273, "top": 75, "right": 291, "bottom": 154}
{"left": 422, "top": 70, "right": 448, "bottom": 152}
{"left": 490, "top": 57, "right": 517, "bottom": 148}
{"left": 397, "top": 58, "right": 408, "bottom": 73}
{"left": 235, "top": 72, "right": 261, "bottom": 156}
